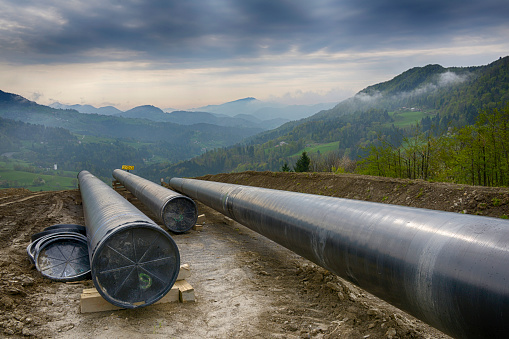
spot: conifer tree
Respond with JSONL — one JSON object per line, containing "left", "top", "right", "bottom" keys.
{"left": 294, "top": 152, "right": 311, "bottom": 172}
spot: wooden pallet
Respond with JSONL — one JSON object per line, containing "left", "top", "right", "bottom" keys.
{"left": 80, "top": 264, "right": 194, "bottom": 313}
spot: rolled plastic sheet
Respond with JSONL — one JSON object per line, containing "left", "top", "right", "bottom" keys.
{"left": 170, "top": 177, "right": 509, "bottom": 339}
{"left": 78, "top": 170, "right": 180, "bottom": 309}
{"left": 112, "top": 169, "right": 197, "bottom": 233}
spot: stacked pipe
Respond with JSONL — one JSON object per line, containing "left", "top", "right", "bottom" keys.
{"left": 169, "top": 177, "right": 509, "bottom": 339}
{"left": 112, "top": 169, "right": 197, "bottom": 233}
{"left": 78, "top": 170, "right": 180, "bottom": 309}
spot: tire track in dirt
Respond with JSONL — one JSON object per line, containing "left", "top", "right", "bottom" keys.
{"left": 0, "top": 192, "right": 46, "bottom": 208}
{"left": 47, "top": 197, "right": 63, "bottom": 218}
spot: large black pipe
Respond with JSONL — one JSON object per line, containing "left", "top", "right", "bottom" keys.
{"left": 169, "top": 177, "right": 509, "bottom": 339}
{"left": 112, "top": 169, "right": 197, "bottom": 233}
{"left": 78, "top": 170, "right": 180, "bottom": 309}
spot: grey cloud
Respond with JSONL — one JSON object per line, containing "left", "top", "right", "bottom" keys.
{"left": 1, "top": 0, "right": 508, "bottom": 65}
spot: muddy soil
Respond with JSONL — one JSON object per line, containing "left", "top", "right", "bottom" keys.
{"left": 1, "top": 171, "right": 508, "bottom": 338}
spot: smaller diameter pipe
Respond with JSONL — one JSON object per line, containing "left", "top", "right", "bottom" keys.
{"left": 78, "top": 170, "right": 180, "bottom": 309}
{"left": 113, "top": 169, "right": 197, "bottom": 233}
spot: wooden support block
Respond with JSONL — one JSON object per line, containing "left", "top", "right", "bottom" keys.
{"left": 80, "top": 285, "right": 180, "bottom": 313}
{"left": 80, "top": 288, "right": 121, "bottom": 313}
{"left": 174, "top": 280, "right": 195, "bottom": 303}
{"left": 80, "top": 264, "right": 192, "bottom": 313}
{"left": 112, "top": 181, "right": 123, "bottom": 189}
{"left": 197, "top": 214, "right": 205, "bottom": 223}
{"left": 193, "top": 224, "right": 203, "bottom": 231}
{"left": 177, "top": 264, "right": 191, "bottom": 281}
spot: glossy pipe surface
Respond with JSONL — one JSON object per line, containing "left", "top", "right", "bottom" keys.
{"left": 78, "top": 170, "right": 180, "bottom": 309}
{"left": 169, "top": 177, "right": 509, "bottom": 339}
{"left": 112, "top": 169, "right": 197, "bottom": 233}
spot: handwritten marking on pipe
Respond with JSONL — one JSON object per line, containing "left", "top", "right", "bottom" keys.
{"left": 139, "top": 273, "right": 152, "bottom": 289}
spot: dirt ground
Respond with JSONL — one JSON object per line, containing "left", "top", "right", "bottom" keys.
{"left": 1, "top": 171, "right": 508, "bottom": 338}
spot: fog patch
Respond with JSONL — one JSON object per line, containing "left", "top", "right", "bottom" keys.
{"left": 354, "top": 91, "right": 383, "bottom": 102}
{"left": 438, "top": 71, "right": 468, "bottom": 86}
{"left": 30, "top": 91, "right": 43, "bottom": 102}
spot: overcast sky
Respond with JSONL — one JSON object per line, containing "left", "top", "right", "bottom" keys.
{"left": 1, "top": 0, "right": 508, "bottom": 110}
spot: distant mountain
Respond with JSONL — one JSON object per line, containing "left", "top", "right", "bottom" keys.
{"left": 47, "top": 97, "right": 337, "bottom": 129}
{"left": 49, "top": 102, "right": 74, "bottom": 110}
{"left": 194, "top": 97, "right": 263, "bottom": 116}
{"left": 162, "top": 107, "right": 178, "bottom": 113}
{"left": 119, "top": 105, "right": 166, "bottom": 120}
{"left": 95, "top": 106, "right": 123, "bottom": 115}
{"left": 166, "top": 110, "right": 255, "bottom": 127}
{"left": 0, "top": 91, "right": 263, "bottom": 153}
{"left": 115, "top": 107, "right": 285, "bottom": 130}
{"left": 49, "top": 102, "right": 122, "bottom": 116}
{"left": 250, "top": 102, "right": 337, "bottom": 121}
{"left": 192, "top": 97, "right": 337, "bottom": 121}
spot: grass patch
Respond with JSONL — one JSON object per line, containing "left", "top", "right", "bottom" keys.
{"left": 386, "top": 110, "right": 435, "bottom": 128}
{"left": 0, "top": 160, "right": 78, "bottom": 191}
{"left": 291, "top": 141, "right": 340, "bottom": 157}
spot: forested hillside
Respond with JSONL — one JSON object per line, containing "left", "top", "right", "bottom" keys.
{"left": 0, "top": 96, "right": 262, "bottom": 145}
{"left": 142, "top": 56, "right": 509, "bottom": 183}
{"left": 0, "top": 118, "right": 147, "bottom": 180}
{"left": 0, "top": 89, "right": 264, "bottom": 180}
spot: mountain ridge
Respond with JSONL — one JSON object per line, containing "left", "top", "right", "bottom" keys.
{"left": 49, "top": 97, "right": 337, "bottom": 129}
{"left": 140, "top": 56, "right": 509, "bottom": 180}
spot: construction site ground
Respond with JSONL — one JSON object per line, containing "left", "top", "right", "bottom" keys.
{"left": 1, "top": 171, "right": 509, "bottom": 338}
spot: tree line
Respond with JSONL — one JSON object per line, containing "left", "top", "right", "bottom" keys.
{"left": 358, "top": 103, "right": 509, "bottom": 186}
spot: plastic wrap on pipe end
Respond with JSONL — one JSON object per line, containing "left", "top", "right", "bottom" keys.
{"left": 91, "top": 222, "right": 180, "bottom": 309}
{"left": 162, "top": 196, "right": 198, "bottom": 233}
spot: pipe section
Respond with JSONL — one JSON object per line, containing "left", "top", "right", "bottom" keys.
{"left": 169, "top": 177, "right": 509, "bottom": 339}
{"left": 78, "top": 170, "right": 180, "bottom": 309}
{"left": 112, "top": 169, "right": 197, "bottom": 233}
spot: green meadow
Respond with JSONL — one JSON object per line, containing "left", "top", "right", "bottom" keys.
{"left": 0, "top": 159, "right": 78, "bottom": 192}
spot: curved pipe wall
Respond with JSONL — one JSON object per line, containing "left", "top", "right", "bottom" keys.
{"left": 169, "top": 177, "right": 509, "bottom": 339}
{"left": 78, "top": 170, "right": 180, "bottom": 309}
{"left": 113, "top": 169, "right": 197, "bottom": 233}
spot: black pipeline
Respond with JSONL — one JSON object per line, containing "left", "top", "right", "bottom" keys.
{"left": 169, "top": 177, "right": 509, "bottom": 339}
{"left": 112, "top": 169, "right": 197, "bottom": 233}
{"left": 78, "top": 170, "right": 180, "bottom": 309}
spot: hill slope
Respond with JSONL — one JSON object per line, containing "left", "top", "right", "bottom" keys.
{"left": 147, "top": 56, "right": 509, "bottom": 179}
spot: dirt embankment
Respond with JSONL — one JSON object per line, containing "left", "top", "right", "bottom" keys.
{"left": 0, "top": 172, "right": 508, "bottom": 338}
